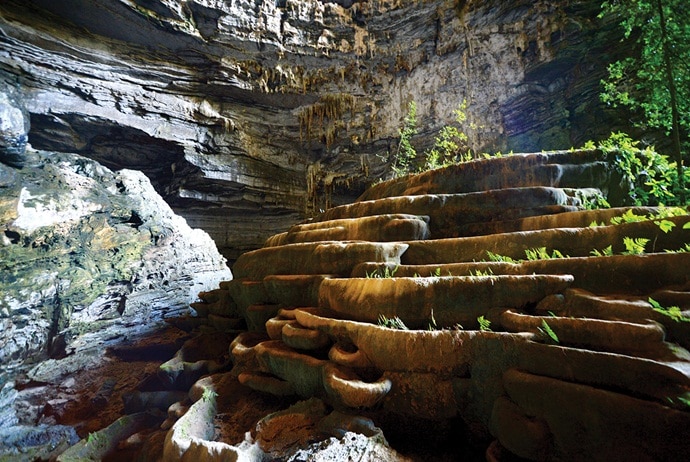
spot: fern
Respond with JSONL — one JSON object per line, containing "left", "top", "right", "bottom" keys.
{"left": 525, "top": 247, "right": 549, "bottom": 261}
{"left": 654, "top": 219, "right": 676, "bottom": 233}
{"left": 622, "top": 237, "right": 649, "bottom": 255}
{"left": 678, "top": 396, "right": 690, "bottom": 408}
{"left": 477, "top": 315, "right": 492, "bottom": 332}
{"left": 486, "top": 251, "right": 517, "bottom": 263}
{"left": 649, "top": 298, "right": 690, "bottom": 323}
{"left": 525, "top": 247, "right": 567, "bottom": 261}
{"left": 590, "top": 245, "right": 614, "bottom": 257}
{"left": 366, "top": 265, "right": 399, "bottom": 278}
{"left": 470, "top": 267, "right": 495, "bottom": 277}
{"left": 610, "top": 209, "right": 647, "bottom": 225}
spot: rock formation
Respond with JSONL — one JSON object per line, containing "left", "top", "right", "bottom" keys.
{"left": 1, "top": 1, "right": 687, "bottom": 459}
{"left": 0, "top": 88, "right": 232, "bottom": 457}
{"left": 0, "top": 146, "right": 231, "bottom": 369}
{"left": 204, "top": 150, "right": 690, "bottom": 460}
{"left": 27, "top": 149, "right": 688, "bottom": 461}
{"left": 0, "top": 0, "right": 628, "bottom": 259}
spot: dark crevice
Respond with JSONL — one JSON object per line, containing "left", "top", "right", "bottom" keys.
{"left": 4, "top": 229, "right": 20, "bottom": 244}
{"left": 125, "top": 210, "right": 144, "bottom": 229}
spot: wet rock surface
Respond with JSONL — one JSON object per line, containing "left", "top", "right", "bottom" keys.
{"left": 210, "top": 151, "right": 690, "bottom": 460}
{"left": 0, "top": 87, "right": 30, "bottom": 168}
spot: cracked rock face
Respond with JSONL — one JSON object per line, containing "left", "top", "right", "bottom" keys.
{"left": 0, "top": 0, "right": 624, "bottom": 259}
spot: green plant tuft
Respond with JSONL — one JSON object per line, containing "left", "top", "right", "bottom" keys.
{"left": 366, "top": 265, "right": 399, "bottom": 278}
{"left": 598, "top": 133, "right": 687, "bottom": 206}
{"left": 391, "top": 101, "right": 418, "bottom": 178}
{"left": 649, "top": 298, "right": 690, "bottom": 323}
{"left": 524, "top": 247, "right": 567, "bottom": 261}
{"left": 485, "top": 251, "right": 517, "bottom": 263}
{"left": 422, "top": 100, "right": 471, "bottom": 170}
{"left": 655, "top": 219, "right": 676, "bottom": 233}
{"left": 378, "top": 314, "right": 409, "bottom": 330}
{"left": 470, "top": 267, "right": 494, "bottom": 277}
{"left": 622, "top": 236, "right": 650, "bottom": 255}
{"left": 538, "top": 319, "right": 560, "bottom": 344}
{"left": 590, "top": 245, "right": 614, "bottom": 257}
{"left": 477, "top": 315, "right": 492, "bottom": 332}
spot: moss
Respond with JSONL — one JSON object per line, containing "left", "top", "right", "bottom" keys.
{"left": 0, "top": 152, "right": 153, "bottom": 346}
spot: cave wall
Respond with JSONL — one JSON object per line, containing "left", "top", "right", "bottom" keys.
{"left": 0, "top": 0, "right": 624, "bottom": 259}
{"left": 0, "top": 147, "right": 233, "bottom": 369}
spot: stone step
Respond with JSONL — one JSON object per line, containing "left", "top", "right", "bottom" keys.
{"left": 293, "top": 308, "right": 477, "bottom": 375}
{"left": 402, "top": 215, "right": 690, "bottom": 264}
{"left": 232, "top": 241, "right": 408, "bottom": 280}
{"left": 225, "top": 275, "right": 332, "bottom": 330}
{"left": 318, "top": 275, "right": 573, "bottom": 329}
{"left": 493, "top": 368, "right": 690, "bottom": 460}
{"left": 234, "top": 336, "right": 392, "bottom": 408}
{"left": 292, "top": 307, "right": 690, "bottom": 409}
{"left": 353, "top": 252, "right": 690, "bottom": 296}
{"left": 538, "top": 289, "right": 667, "bottom": 323}
{"left": 512, "top": 341, "right": 690, "bottom": 408}
{"left": 190, "top": 288, "right": 238, "bottom": 318}
{"left": 539, "top": 289, "right": 690, "bottom": 351}
{"left": 262, "top": 274, "right": 330, "bottom": 307}
{"left": 500, "top": 309, "right": 666, "bottom": 355}
{"left": 455, "top": 206, "right": 660, "bottom": 237}
{"left": 264, "top": 214, "right": 430, "bottom": 247}
{"left": 312, "top": 187, "right": 587, "bottom": 238}
{"left": 158, "top": 333, "right": 233, "bottom": 389}
{"left": 357, "top": 149, "right": 610, "bottom": 201}
{"left": 214, "top": 145, "right": 690, "bottom": 461}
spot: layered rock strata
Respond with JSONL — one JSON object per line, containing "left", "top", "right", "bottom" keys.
{"left": 0, "top": 0, "right": 625, "bottom": 258}
{"left": 183, "top": 149, "right": 688, "bottom": 460}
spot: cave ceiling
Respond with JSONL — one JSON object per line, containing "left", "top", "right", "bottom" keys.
{"left": 0, "top": 0, "right": 622, "bottom": 259}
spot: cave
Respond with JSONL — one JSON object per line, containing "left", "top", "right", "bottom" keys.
{"left": 1, "top": 1, "right": 689, "bottom": 461}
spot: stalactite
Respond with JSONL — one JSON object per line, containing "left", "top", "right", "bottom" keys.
{"left": 306, "top": 159, "right": 360, "bottom": 217}
{"left": 298, "top": 93, "right": 356, "bottom": 147}
{"left": 306, "top": 161, "right": 322, "bottom": 216}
